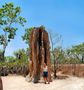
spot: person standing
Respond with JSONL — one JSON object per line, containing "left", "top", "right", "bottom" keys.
{"left": 42, "top": 63, "right": 50, "bottom": 84}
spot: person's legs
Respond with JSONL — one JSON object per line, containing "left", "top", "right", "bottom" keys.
{"left": 43, "top": 77, "right": 46, "bottom": 84}
{"left": 45, "top": 72, "right": 50, "bottom": 84}
{"left": 46, "top": 77, "right": 50, "bottom": 84}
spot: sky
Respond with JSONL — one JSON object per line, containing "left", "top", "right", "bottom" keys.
{"left": 0, "top": 0, "right": 84, "bottom": 56}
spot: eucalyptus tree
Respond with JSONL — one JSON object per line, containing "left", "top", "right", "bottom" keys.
{"left": 0, "top": 3, "right": 26, "bottom": 61}
{"left": 68, "top": 43, "right": 84, "bottom": 63}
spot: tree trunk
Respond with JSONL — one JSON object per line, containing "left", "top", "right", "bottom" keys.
{"left": 2, "top": 45, "right": 6, "bottom": 61}
{"left": 53, "top": 54, "right": 57, "bottom": 78}
{"left": 81, "top": 56, "right": 84, "bottom": 63}
{"left": 0, "top": 50, "right": 5, "bottom": 62}
{"left": 2, "top": 50, "right": 5, "bottom": 61}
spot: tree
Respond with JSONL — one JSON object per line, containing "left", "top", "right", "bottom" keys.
{"left": 0, "top": 3, "right": 26, "bottom": 61}
{"left": 22, "top": 27, "right": 34, "bottom": 45}
{"left": 65, "top": 44, "right": 84, "bottom": 75}
{"left": 0, "top": 50, "right": 3, "bottom": 61}
{"left": 22, "top": 25, "right": 45, "bottom": 45}
{"left": 14, "top": 49, "right": 27, "bottom": 62}
{"left": 66, "top": 43, "right": 84, "bottom": 63}
{"left": 54, "top": 47, "right": 65, "bottom": 64}
{"left": 48, "top": 30, "right": 63, "bottom": 78}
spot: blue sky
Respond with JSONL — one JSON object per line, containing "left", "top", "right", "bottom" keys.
{"left": 0, "top": 0, "right": 84, "bottom": 56}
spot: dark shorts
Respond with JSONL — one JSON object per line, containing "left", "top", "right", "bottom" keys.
{"left": 43, "top": 71, "right": 48, "bottom": 77}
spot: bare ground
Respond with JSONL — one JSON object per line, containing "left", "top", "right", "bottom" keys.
{"left": 2, "top": 75, "right": 84, "bottom": 90}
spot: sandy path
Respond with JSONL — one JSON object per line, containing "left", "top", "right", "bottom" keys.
{"left": 2, "top": 75, "right": 84, "bottom": 90}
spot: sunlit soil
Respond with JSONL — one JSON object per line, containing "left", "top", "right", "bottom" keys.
{"left": 2, "top": 75, "right": 84, "bottom": 90}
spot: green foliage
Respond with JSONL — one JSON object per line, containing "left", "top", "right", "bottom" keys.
{"left": 40, "top": 25, "right": 45, "bottom": 30}
{"left": 5, "top": 56, "right": 15, "bottom": 62}
{"left": 0, "top": 2, "right": 26, "bottom": 43}
{"left": 66, "top": 43, "right": 84, "bottom": 63}
{"left": 22, "top": 27, "right": 34, "bottom": 45}
{"left": 0, "top": 2, "right": 27, "bottom": 61}
{"left": 14, "top": 49, "right": 28, "bottom": 62}
{"left": 0, "top": 58, "right": 28, "bottom": 69}
{"left": 0, "top": 35, "right": 6, "bottom": 45}
{"left": 71, "top": 43, "right": 84, "bottom": 55}
{"left": 0, "top": 48, "right": 28, "bottom": 69}
{"left": 22, "top": 25, "right": 45, "bottom": 45}
{"left": 51, "top": 45, "right": 83, "bottom": 64}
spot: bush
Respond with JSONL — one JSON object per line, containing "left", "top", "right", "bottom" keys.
{"left": 0, "top": 60, "right": 29, "bottom": 76}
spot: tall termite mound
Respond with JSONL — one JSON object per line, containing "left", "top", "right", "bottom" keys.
{"left": 29, "top": 26, "right": 51, "bottom": 83}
